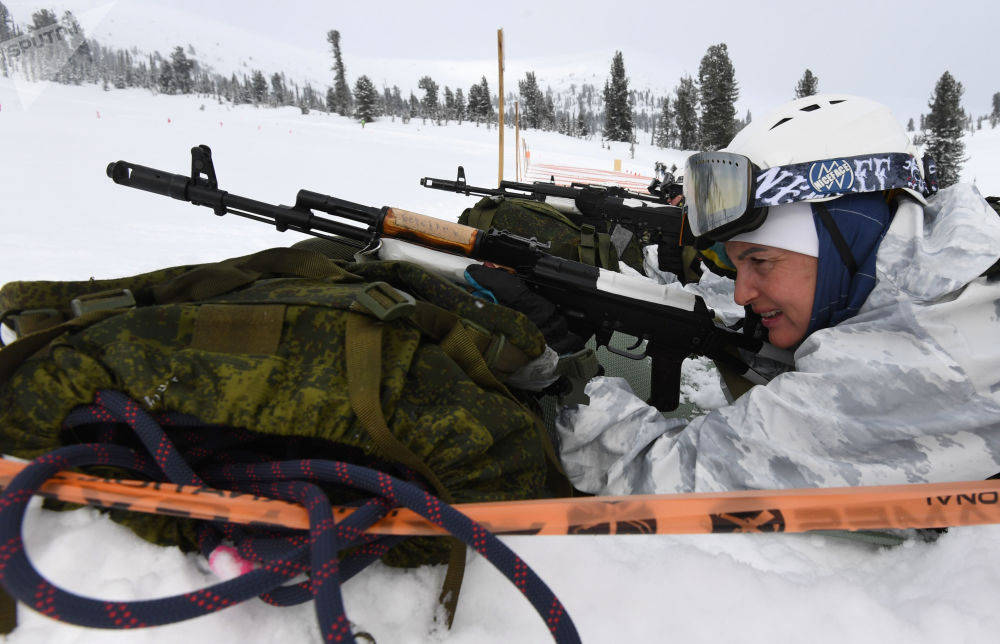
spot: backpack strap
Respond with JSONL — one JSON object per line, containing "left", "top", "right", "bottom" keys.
{"left": 464, "top": 206, "right": 497, "bottom": 231}
{"left": 0, "top": 248, "right": 348, "bottom": 345}
{"left": 344, "top": 308, "right": 467, "bottom": 624}
{"left": 577, "top": 224, "right": 621, "bottom": 271}
{"left": 0, "top": 309, "right": 124, "bottom": 385}
{"left": 597, "top": 231, "right": 620, "bottom": 271}
{"left": 361, "top": 280, "right": 534, "bottom": 386}
{"left": 575, "top": 221, "right": 614, "bottom": 268}
{"left": 153, "top": 247, "right": 349, "bottom": 303}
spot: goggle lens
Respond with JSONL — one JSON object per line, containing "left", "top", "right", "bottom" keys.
{"left": 684, "top": 152, "right": 753, "bottom": 238}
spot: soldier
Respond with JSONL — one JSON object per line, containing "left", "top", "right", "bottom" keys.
{"left": 555, "top": 94, "right": 1000, "bottom": 494}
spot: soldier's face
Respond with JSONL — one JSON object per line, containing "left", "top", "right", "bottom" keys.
{"left": 725, "top": 241, "right": 818, "bottom": 349}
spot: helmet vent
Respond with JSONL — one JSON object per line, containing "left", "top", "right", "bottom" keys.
{"left": 769, "top": 117, "right": 793, "bottom": 130}
{"left": 829, "top": 99, "right": 846, "bottom": 105}
{"left": 800, "top": 104, "right": 821, "bottom": 112}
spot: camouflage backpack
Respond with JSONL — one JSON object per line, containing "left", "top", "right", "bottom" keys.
{"left": 0, "top": 246, "right": 569, "bottom": 573}
{"left": 459, "top": 195, "right": 646, "bottom": 272}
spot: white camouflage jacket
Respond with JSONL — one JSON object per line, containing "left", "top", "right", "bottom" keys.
{"left": 556, "top": 184, "right": 1000, "bottom": 494}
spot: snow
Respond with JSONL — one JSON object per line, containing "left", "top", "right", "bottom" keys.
{"left": 3, "top": 80, "right": 1000, "bottom": 644}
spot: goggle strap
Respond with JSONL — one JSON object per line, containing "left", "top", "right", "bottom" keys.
{"left": 752, "top": 152, "right": 937, "bottom": 209}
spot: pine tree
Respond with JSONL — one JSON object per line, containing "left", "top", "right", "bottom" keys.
{"left": 454, "top": 87, "right": 466, "bottom": 123}
{"left": 674, "top": 75, "right": 700, "bottom": 150}
{"left": 157, "top": 60, "right": 176, "bottom": 94}
{"left": 518, "top": 71, "right": 543, "bottom": 129}
{"left": 270, "top": 72, "right": 288, "bottom": 105}
{"left": 443, "top": 86, "right": 455, "bottom": 122}
{"left": 417, "top": 75, "right": 439, "bottom": 122}
{"left": 0, "top": 2, "right": 14, "bottom": 76}
{"left": 326, "top": 30, "right": 352, "bottom": 116}
{"left": 250, "top": 70, "right": 268, "bottom": 104}
{"left": 170, "top": 46, "right": 193, "bottom": 94}
{"left": 0, "top": 2, "right": 13, "bottom": 41}
{"left": 576, "top": 95, "right": 589, "bottom": 138}
{"left": 990, "top": 92, "right": 1000, "bottom": 129}
{"left": 602, "top": 51, "right": 633, "bottom": 142}
{"left": 543, "top": 92, "right": 556, "bottom": 131}
{"left": 925, "top": 71, "right": 967, "bottom": 188}
{"left": 30, "top": 8, "right": 56, "bottom": 27}
{"left": 467, "top": 83, "right": 482, "bottom": 124}
{"left": 698, "top": 43, "right": 739, "bottom": 150}
{"left": 0, "top": 3, "right": 14, "bottom": 77}
{"left": 794, "top": 69, "right": 819, "bottom": 98}
{"left": 353, "top": 74, "right": 378, "bottom": 123}
{"left": 408, "top": 92, "right": 419, "bottom": 121}
{"left": 467, "top": 76, "right": 494, "bottom": 124}
{"left": 299, "top": 82, "right": 319, "bottom": 113}
{"left": 654, "top": 96, "right": 676, "bottom": 148}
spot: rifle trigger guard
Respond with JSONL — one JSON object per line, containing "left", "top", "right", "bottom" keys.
{"left": 605, "top": 335, "right": 648, "bottom": 361}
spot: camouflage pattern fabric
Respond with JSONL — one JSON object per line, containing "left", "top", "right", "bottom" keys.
{"left": 557, "top": 184, "right": 1000, "bottom": 494}
{"left": 0, "top": 248, "right": 562, "bottom": 565}
{"left": 459, "top": 195, "right": 646, "bottom": 273}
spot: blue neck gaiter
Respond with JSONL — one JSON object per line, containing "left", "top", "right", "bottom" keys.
{"left": 807, "top": 192, "right": 893, "bottom": 335}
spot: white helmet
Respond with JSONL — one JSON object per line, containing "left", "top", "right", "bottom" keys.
{"left": 724, "top": 93, "right": 928, "bottom": 204}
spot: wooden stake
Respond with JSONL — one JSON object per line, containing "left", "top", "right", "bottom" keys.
{"left": 497, "top": 28, "right": 505, "bottom": 187}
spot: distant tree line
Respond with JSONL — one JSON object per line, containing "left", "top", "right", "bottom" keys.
{"left": 0, "top": 1, "right": 991, "bottom": 177}
{"left": 0, "top": 3, "right": 756, "bottom": 148}
{"left": 0, "top": 5, "right": 505, "bottom": 125}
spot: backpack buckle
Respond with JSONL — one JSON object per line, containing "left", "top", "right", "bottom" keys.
{"left": 70, "top": 289, "right": 136, "bottom": 317}
{"left": 354, "top": 282, "right": 416, "bottom": 322}
{"left": 0, "top": 308, "right": 63, "bottom": 344}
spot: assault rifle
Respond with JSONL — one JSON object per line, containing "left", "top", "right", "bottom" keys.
{"left": 106, "top": 145, "right": 790, "bottom": 412}
{"left": 420, "top": 166, "right": 687, "bottom": 247}
{"left": 647, "top": 161, "right": 684, "bottom": 202}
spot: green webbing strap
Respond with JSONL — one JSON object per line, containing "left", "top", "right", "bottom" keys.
{"left": 0, "top": 309, "right": 124, "bottom": 385}
{"left": 437, "top": 322, "right": 509, "bottom": 392}
{"left": 465, "top": 207, "right": 496, "bottom": 231}
{"left": 596, "top": 231, "right": 620, "bottom": 272}
{"left": 438, "top": 321, "right": 574, "bottom": 496}
{"left": 403, "top": 296, "right": 573, "bottom": 497}
{"left": 578, "top": 224, "right": 597, "bottom": 267}
{"left": 0, "top": 307, "right": 130, "bottom": 634}
{"left": 0, "top": 586, "right": 13, "bottom": 634}
{"left": 407, "top": 301, "right": 532, "bottom": 385}
{"left": 577, "top": 226, "right": 620, "bottom": 271}
{"left": 344, "top": 312, "right": 467, "bottom": 626}
{"left": 715, "top": 358, "right": 757, "bottom": 402}
{"left": 153, "top": 247, "right": 348, "bottom": 304}
{"left": 290, "top": 236, "right": 363, "bottom": 262}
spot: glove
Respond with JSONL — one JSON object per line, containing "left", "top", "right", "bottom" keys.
{"left": 465, "top": 264, "right": 587, "bottom": 355}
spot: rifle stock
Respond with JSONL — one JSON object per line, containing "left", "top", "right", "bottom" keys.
{"left": 107, "top": 145, "right": 787, "bottom": 411}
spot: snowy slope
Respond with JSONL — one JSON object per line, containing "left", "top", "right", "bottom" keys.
{"left": 2, "top": 77, "right": 1000, "bottom": 644}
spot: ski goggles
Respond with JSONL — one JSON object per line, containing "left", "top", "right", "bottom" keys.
{"left": 683, "top": 151, "right": 938, "bottom": 241}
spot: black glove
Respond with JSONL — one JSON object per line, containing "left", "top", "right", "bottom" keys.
{"left": 656, "top": 240, "right": 686, "bottom": 278}
{"left": 465, "top": 264, "right": 586, "bottom": 355}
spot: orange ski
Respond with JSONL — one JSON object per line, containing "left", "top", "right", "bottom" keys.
{"left": 2, "top": 458, "right": 999, "bottom": 536}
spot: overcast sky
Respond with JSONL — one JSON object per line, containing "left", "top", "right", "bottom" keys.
{"left": 6, "top": 0, "right": 998, "bottom": 124}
